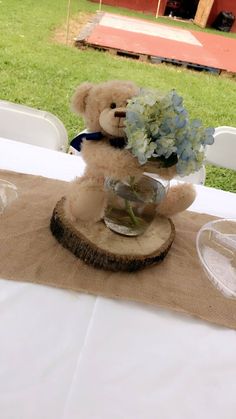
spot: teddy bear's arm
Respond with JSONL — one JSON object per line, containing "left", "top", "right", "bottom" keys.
{"left": 82, "top": 141, "right": 142, "bottom": 180}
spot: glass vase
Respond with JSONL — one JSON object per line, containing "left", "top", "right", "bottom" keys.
{"left": 104, "top": 174, "right": 169, "bottom": 236}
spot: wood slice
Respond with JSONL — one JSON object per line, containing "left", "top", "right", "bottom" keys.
{"left": 50, "top": 197, "right": 175, "bottom": 272}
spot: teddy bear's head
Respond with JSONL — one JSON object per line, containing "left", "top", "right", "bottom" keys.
{"left": 72, "top": 80, "right": 139, "bottom": 140}
{"left": 71, "top": 80, "right": 177, "bottom": 180}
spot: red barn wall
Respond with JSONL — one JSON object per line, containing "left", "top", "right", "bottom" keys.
{"left": 208, "top": 0, "right": 236, "bottom": 32}
{"left": 90, "top": 0, "right": 168, "bottom": 16}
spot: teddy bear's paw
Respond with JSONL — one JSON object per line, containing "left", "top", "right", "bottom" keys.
{"left": 157, "top": 183, "right": 196, "bottom": 216}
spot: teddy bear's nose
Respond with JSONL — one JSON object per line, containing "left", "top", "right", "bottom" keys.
{"left": 114, "top": 111, "right": 126, "bottom": 118}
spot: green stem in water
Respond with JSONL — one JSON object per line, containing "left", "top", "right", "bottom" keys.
{"left": 125, "top": 199, "right": 139, "bottom": 226}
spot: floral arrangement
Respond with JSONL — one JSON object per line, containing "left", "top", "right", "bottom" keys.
{"left": 124, "top": 88, "right": 215, "bottom": 176}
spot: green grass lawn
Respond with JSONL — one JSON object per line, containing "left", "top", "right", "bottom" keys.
{"left": 0, "top": 0, "right": 236, "bottom": 192}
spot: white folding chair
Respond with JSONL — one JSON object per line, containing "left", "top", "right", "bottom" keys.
{"left": 174, "top": 125, "right": 236, "bottom": 184}
{"left": 205, "top": 126, "right": 236, "bottom": 170}
{"left": 0, "top": 100, "right": 68, "bottom": 151}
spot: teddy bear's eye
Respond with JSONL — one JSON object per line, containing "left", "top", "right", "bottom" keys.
{"left": 110, "top": 102, "right": 116, "bottom": 109}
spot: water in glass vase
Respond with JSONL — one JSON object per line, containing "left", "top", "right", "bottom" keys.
{"left": 104, "top": 175, "right": 168, "bottom": 236}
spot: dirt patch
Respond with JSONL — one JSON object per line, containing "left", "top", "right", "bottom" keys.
{"left": 52, "top": 12, "right": 94, "bottom": 46}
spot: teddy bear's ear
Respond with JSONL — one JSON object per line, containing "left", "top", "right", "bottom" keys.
{"left": 71, "top": 82, "right": 94, "bottom": 115}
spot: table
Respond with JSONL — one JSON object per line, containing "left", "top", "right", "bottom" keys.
{"left": 1, "top": 138, "right": 236, "bottom": 419}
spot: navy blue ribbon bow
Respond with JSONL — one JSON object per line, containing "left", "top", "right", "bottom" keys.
{"left": 70, "top": 131, "right": 103, "bottom": 152}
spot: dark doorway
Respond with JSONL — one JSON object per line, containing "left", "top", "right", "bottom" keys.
{"left": 165, "top": 0, "right": 200, "bottom": 20}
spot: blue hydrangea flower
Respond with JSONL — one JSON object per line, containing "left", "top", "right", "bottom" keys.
{"left": 124, "top": 88, "right": 215, "bottom": 176}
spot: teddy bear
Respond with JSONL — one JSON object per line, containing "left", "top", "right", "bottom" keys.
{"left": 65, "top": 80, "right": 196, "bottom": 224}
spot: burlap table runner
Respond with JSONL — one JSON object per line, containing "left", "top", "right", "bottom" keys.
{"left": 1, "top": 169, "right": 236, "bottom": 329}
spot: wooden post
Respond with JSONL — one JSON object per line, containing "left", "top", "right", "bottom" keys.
{"left": 66, "top": 0, "right": 71, "bottom": 44}
{"left": 155, "top": 0, "right": 162, "bottom": 18}
{"left": 194, "top": 0, "right": 214, "bottom": 28}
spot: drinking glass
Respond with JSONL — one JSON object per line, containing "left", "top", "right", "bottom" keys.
{"left": 0, "top": 179, "right": 18, "bottom": 214}
{"left": 196, "top": 219, "right": 236, "bottom": 298}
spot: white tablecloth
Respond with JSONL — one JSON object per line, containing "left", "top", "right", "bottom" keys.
{"left": 1, "top": 138, "right": 236, "bottom": 419}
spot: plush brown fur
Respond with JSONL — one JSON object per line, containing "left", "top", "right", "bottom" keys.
{"left": 66, "top": 80, "right": 196, "bottom": 223}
